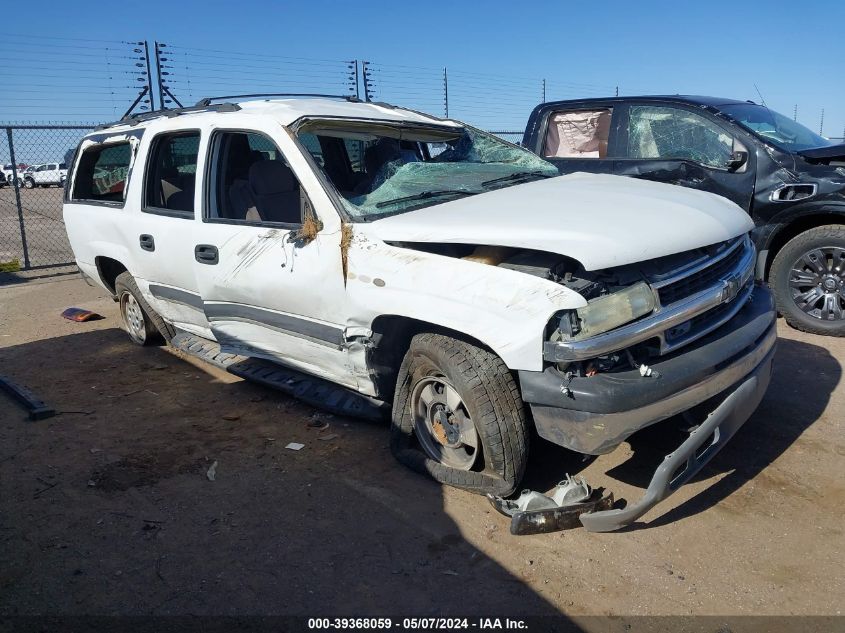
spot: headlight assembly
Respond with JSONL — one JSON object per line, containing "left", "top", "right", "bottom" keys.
{"left": 559, "top": 282, "right": 656, "bottom": 340}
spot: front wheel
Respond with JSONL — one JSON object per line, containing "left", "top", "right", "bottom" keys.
{"left": 114, "top": 272, "right": 164, "bottom": 346}
{"left": 769, "top": 225, "right": 845, "bottom": 336}
{"left": 23, "top": 178, "right": 35, "bottom": 189}
{"left": 390, "top": 333, "right": 528, "bottom": 496}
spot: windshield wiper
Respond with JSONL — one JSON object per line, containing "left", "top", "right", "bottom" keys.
{"left": 481, "top": 171, "right": 554, "bottom": 188}
{"left": 374, "top": 189, "right": 473, "bottom": 208}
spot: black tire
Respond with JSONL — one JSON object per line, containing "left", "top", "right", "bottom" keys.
{"left": 114, "top": 272, "right": 174, "bottom": 345}
{"left": 769, "top": 224, "right": 845, "bottom": 336}
{"left": 390, "top": 332, "right": 528, "bottom": 496}
{"left": 23, "top": 178, "right": 35, "bottom": 189}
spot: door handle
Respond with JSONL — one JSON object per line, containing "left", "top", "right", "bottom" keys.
{"left": 139, "top": 234, "right": 155, "bottom": 252}
{"left": 194, "top": 244, "right": 219, "bottom": 265}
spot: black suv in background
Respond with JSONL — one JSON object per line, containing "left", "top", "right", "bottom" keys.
{"left": 523, "top": 96, "right": 845, "bottom": 336}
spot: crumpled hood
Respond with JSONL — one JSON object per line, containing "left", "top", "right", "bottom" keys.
{"left": 368, "top": 172, "right": 753, "bottom": 271}
{"left": 797, "top": 143, "right": 845, "bottom": 164}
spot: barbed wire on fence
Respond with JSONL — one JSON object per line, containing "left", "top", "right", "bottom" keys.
{"left": 0, "top": 33, "right": 153, "bottom": 122}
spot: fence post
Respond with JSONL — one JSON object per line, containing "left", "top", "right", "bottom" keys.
{"left": 362, "top": 61, "right": 372, "bottom": 102}
{"left": 443, "top": 67, "right": 449, "bottom": 118}
{"left": 144, "top": 41, "right": 157, "bottom": 111}
{"left": 5, "top": 127, "right": 30, "bottom": 270}
{"left": 351, "top": 60, "right": 360, "bottom": 100}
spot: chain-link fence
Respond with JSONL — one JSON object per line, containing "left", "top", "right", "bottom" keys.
{"left": 0, "top": 125, "right": 94, "bottom": 270}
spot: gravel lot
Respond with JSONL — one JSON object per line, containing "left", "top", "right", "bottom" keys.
{"left": 1, "top": 272, "right": 843, "bottom": 620}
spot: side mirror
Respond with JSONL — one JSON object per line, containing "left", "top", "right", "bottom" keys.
{"left": 727, "top": 150, "right": 748, "bottom": 171}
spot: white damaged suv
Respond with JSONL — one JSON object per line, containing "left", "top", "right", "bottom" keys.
{"left": 63, "top": 96, "right": 776, "bottom": 531}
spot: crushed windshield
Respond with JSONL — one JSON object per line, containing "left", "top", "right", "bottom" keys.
{"left": 296, "top": 123, "right": 558, "bottom": 220}
{"left": 719, "top": 103, "right": 835, "bottom": 152}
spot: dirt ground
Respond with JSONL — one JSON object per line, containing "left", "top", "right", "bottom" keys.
{"left": 1, "top": 271, "right": 843, "bottom": 619}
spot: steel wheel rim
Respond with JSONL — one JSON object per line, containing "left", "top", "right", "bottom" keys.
{"left": 788, "top": 246, "right": 845, "bottom": 321}
{"left": 410, "top": 375, "right": 478, "bottom": 470}
{"left": 121, "top": 291, "right": 147, "bottom": 343}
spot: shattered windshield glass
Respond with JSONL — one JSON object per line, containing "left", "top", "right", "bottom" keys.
{"left": 719, "top": 103, "right": 835, "bottom": 152}
{"left": 296, "top": 123, "right": 558, "bottom": 220}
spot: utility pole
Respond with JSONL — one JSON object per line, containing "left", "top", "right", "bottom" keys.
{"left": 820, "top": 108, "right": 825, "bottom": 136}
{"left": 615, "top": 85, "right": 619, "bottom": 97}
{"left": 793, "top": 104, "right": 798, "bottom": 121}
{"left": 542, "top": 79, "right": 546, "bottom": 103}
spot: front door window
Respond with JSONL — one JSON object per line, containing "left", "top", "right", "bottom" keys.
{"left": 627, "top": 105, "right": 734, "bottom": 169}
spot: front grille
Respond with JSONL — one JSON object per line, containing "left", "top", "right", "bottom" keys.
{"left": 657, "top": 240, "right": 746, "bottom": 306}
{"left": 664, "top": 277, "right": 753, "bottom": 345}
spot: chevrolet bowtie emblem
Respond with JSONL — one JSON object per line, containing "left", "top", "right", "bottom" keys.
{"left": 721, "top": 274, "right": 741, "bottom": 303}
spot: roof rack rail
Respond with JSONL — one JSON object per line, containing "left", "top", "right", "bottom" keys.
{"left": 194, "top": 93, "right": 360, "bottom": 107}
{"left": 96, "top": 102, "right": 242, "bottom": 131}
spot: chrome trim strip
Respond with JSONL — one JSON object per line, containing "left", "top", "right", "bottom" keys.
{"left": 545, "top": 241, "right": 756, "bottom": 362}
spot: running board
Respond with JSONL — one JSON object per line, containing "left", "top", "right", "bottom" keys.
{"left": 171, "top": 332, "right": 388, "bottom": 421}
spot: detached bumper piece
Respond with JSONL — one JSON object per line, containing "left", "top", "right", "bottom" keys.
{"left": 580, "top": 348, "right": 774, "bottom": 532}
{"left": 0, "top": 374, "right": 56, "bottom": 421}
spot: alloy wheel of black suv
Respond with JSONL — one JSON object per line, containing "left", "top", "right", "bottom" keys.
{"left": 770, "top": 225, "right": 845, "bottom": 336}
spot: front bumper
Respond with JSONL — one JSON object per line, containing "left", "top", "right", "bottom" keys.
{"left": 521, "top": 284, "right": 776, "bottom": 455}
{"left": 519, "top": 285, "right": 776, "bottom": 532}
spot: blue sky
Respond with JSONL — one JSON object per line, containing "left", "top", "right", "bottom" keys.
{"left": 1, "top": 0, "right": 843, "bottom": 137}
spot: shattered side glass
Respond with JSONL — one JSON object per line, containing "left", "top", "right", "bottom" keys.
{"left": 300, "top": 125, "right": 558, "bottom": 220}
{"left": 627, "top": 106, "right": 734, "bottom": 168}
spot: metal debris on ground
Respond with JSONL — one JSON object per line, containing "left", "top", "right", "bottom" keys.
{"left": 285, "top": 442, "right": 305, "bottom": 451}
{"left": 206, "top": 461, "right": 218, "bottom": 481}
{"left": 60, "top": 307, "right": 104, "bottom": 322}
{"left": 487, "top": 475, "right": 614, "bottom": 535}
{"left": 317, "top": 433, "right": 338, "bottom": 441}
{"left": 0, "top": 374, "right": 56, "bottom": 420}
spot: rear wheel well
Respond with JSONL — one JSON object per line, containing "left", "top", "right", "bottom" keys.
{"left": 368, "top": 315, "right": 502, "bottom": 401}
{"left": 764, "top": 213, "right": 845, "bottom": 279}
{"left": 95, "top": 256, "right": 128, "bottom": 296}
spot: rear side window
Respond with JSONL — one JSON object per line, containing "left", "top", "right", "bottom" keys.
{"left": 543, "top": 109, "right": 612, "bottom": 158}
{"left": 144, "top": 131, "right": 200, "bottom": 217}
{"left": 71, "top": 142, "right": 132, "bottom": 204}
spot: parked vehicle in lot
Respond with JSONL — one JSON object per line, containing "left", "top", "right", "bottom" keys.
{"left": 63, "top": 96, "right": 776, "bottom": 531}
{"left": 524, "top": 96, "right": 845, "bottom": 336}
{"left": 1, "top": 163, "right": 25, "bottom": 187}
{"left": 22, "top": 162, "right": 67, "bottom": 189}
